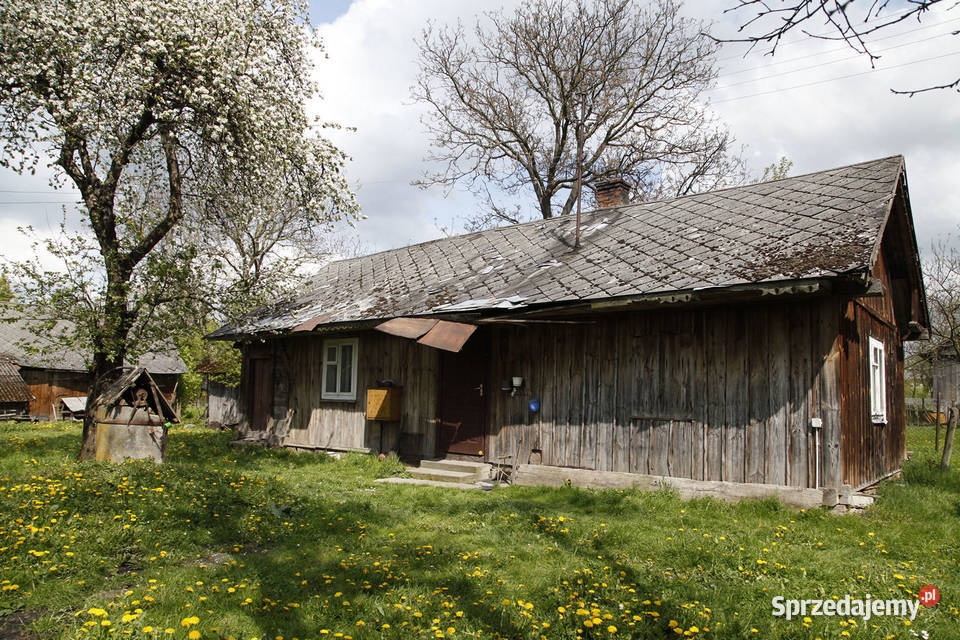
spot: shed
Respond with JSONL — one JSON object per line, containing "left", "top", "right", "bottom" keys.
{"left": 932, "top": 350, "right": 960, "bottom": 409}
{"left": 211, "top": 156, "right": 928, "bottom": 500}
{"left": 0, "top": 358, "right": 33, "bottom": 419}
{"left": 195, "top": 359, "right": 241, "bottom": 430}
{"left": 93, "top": 367, "right": 180, "bottom": 462}
{"left": 0, "top": 305, "right": 187, "bottom": 419}
{"left": 60, "top": 396, "right": 87, "bottom": 421}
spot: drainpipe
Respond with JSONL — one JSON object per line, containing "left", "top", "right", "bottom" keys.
{"left": 811, "top": 417, "right": 823, "bottom": 487}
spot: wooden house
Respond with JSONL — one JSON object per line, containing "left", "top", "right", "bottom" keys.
{"left": 0, "top": 307, "right": 187, "bottom": 420}
{"left": 211, "top": 156, "right": 928, "bottom": 496}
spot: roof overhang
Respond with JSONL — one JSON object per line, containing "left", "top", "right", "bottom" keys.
{"left": 475, "top": 274, "right": 878, "bottom": 323}
{"left": 212, "top": 273, "right": 885, "bottom": 341}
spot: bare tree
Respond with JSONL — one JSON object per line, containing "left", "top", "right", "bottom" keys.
{"left": 920, "top": 235, "right": 960, "bottom": 469}
{"left": 925, "top": 237, "right": 960, "bottom": 364}
{"left": 715, "top": 1, "right": 956, "bottom": 96}
{"left": 414, "top": 0, "right": 745, "bottom": 225}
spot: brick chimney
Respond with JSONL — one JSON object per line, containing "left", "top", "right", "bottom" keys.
{"left": 593, "top": 178, "right": 631, "bottom": 208}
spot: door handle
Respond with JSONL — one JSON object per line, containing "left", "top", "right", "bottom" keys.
{"left": 475, "top": 383, "right": 484, "bottom": 397}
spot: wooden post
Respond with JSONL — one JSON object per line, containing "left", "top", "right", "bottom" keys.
{"left": 936, "top": 391, "right": 941, "bottom": 452}
{"left": 941, "top": 406, "right": 956, "bottom": 472}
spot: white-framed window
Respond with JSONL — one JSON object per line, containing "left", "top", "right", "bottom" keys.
{"left": 321, "top": 338, "right": 358, "bottom": 401}
{"left": 868, "top": 336, "right": 886, "bottom": 424}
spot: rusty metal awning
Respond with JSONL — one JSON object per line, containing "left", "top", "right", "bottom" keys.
{"left": 291, "top": 313, "right": 335, "bottom": 333}
{"left": 374, "top": 317, "right": 438, "bottom": 339}
{"left": 375, "top": 318, "right": 477, "bottom": 352}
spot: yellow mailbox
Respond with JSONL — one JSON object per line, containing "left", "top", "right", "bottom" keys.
{"left": 366, "top": 387, "right": 402, "bottom": 421}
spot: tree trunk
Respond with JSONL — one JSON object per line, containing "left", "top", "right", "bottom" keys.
{"left": 78, "top": 352, "right": 115, "bottom": 461}
{"left": 941, "top": 406, "right": 957, "bottom": 472}
{"left": 77, "top": 265, "right": 133, "bottom": 460}
{"left": 538, "top": 194, "right": 553, "bottom": 220}
{"left": 935, "top": 391, "right": 941, "bottom": 452}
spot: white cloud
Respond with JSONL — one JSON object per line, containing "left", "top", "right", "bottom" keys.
{"left": 699, "top": 0, "right": 960, "bottom": 250}
{"left": 308, "top": 0, "right": 960, "bottom": 254}
{"left": 2, "top": 0, "right": 957, "bottom": 265}
{"left": 310, "top": 0, "right": 526, "bottom": 250}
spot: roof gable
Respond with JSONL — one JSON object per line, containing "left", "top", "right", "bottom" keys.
{"left": 213, "top": 156, "right": 909, "bottom": 339}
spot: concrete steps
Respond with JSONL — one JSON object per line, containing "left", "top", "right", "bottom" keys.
{"left": 407, "top": 466, "right": 478, "bottom": 483}
{"left": 407, "top": 458, "right": 491, "bottom": 482}
{"left": 387, "top": 458, "right": 493, "bottom": 487}
{"left": 375, "top": 477, "right": 491, "bottom": 490}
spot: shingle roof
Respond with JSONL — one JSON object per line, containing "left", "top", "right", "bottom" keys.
{"left": 0, "top": 358, "right": 32, "bottom": 404}
{"left": 0, "top": 306, "right": 188, "bottom": 374}
{"left": 211, "top": 155, "right": 906, "bottom": 339}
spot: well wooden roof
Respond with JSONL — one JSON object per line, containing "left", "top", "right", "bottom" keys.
{"left": 212, "top": 155, "right": 920, "bottom": 339}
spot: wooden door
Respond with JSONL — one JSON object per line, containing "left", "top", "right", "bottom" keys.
{"left": 439, "top": 332, "right": 488, "bottom": 456}
{"left": 249, "top": 358, "right": 273, "bottom": 430}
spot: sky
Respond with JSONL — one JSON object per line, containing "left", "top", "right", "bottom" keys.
{"left": 1, "top": 0, "right": 958, "bottom": 268}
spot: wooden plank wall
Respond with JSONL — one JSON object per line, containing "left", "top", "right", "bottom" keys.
{"left": 933, "top": 360, "right": 960, "bottom": 407}
{"left": 839, "top": 239, "right": 908, "bottom": 489}
{"left": 20, "top": 368, "right": 90, "bottom": 419}
{"left": 230, "top": 291, "right": 909, "bottom": 492}
{"left": 251, "top": 332, "right": 440, "bottom": 456}
{"left": 486, "top": 298, "right": 845, "bottom": 488}
{"left": 207, "top": 381, "right": 241, "bottom": 428}
{"left": 840, "top": 303, "right": 905, "bottom": 488}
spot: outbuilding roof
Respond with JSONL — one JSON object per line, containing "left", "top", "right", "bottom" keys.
{"left": 0, "top": 358, "right": 32, "bottom": 404}
{"left": 212, "top": 155, "right": 921, "bottom": 339}
{"left": 0, "top": 306, "right": 188, "bottom": 374}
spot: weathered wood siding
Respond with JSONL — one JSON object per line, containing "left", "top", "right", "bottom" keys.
{"left": 240, "top": 331, "right": 439, "bottom": 456}
{"left": 236, "top": 289, "right": 908, "bottom": 493}
{"left": 839, "top": 235, "right": 908, "bottom": 489}
{"left": 20, "top": 368, "right": 88, "bottom": 420}
{"left": 933, "top": 359, "right": 960, "bottom": 407}
{"left": 207, "top": 381, "right": 241, "bottom": 428}
{"left": 486, "top": 298, "right": 845, "bottom": 488}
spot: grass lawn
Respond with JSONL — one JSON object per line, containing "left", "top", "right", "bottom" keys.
{"left": 0, "top": 422, "right": 957, "bottom": 640}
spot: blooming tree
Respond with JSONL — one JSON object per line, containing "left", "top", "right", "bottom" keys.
{"left": 0, "top": 0, "right": 356, "bottom": 457}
